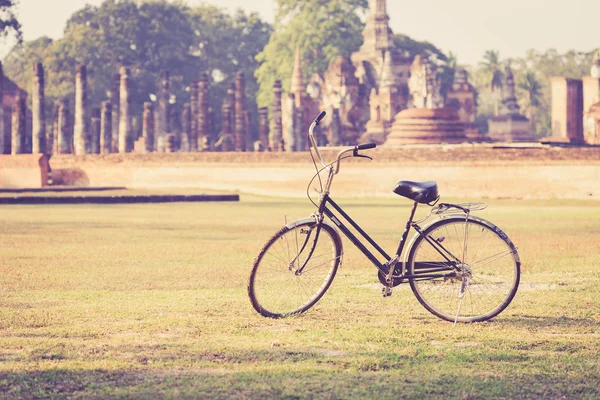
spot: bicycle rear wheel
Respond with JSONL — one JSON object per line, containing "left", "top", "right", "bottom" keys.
{"left": 408, "top": 216, "right": 520, "bottom": 323}
{"left": 248, "top": 220, "right": 342, "bottom": 318}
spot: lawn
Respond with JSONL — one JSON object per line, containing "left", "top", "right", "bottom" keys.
{"left": 0, "top": 195, "right": 599, "bottom": 399}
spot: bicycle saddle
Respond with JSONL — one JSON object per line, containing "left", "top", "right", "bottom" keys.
{"left": 393, "top": 181, "right": 439, "bottom": 204}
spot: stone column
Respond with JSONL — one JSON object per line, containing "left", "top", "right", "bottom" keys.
{"left": 142, "top": 102, "right": 154, "bottom": 153}
{"left": 189, "top": 81, "right": 199, "bottom": 152}
{"left": 294, "top": 106, "right": 305, "bottom": 150}
{"left": 90, "top": 108, "right": 101, "bottom": 154}
{"left": 258, "top": 107, "right": 269, "bottom": 150}
{"left": 58, "top": 99, "right": 71, "bottom": 154}
{"left": 100, "top": 100, "right": 112, "bottom": 154}
{"left": 32, "top": 63, "right": 46, "bottom": 154}
{"left": 0, "top": 61, "right": 4, "bottom": 154}
{"left": 329, "top": 108, "right": 342, "bottom": 146}
{"left": 270, "top": 80, "right": 283, "bottom": 151}
{"left": 118, "top": 67, "right": 132, "bottom": 153}
{"left": 156, "top": 70, "right": 170, "bottom": 152}
{"left": 11, "top": 92, "right": 26, "bottom": 154}
{"left": 284, "top": 93, "right": 296, "bottom": 151}
{"left": 234, "top": 72, "right": 247, "bottom": 151}
{"left": 74, "top": 64, "right": 89, "bottom": 155}
{"left": 198, "top": 73, "right": 209, "bottom": 150}
{"left": 180, "top": 103, "right": 190, "bottom": 152}
{"left": 111, "top": 73, "right": 120, "bottom": 152}
{"left": 169, "top": 106, "right": 180, "bottom": 148}
{"left": 48, "top": 107, "right": 58, "bottom": 156}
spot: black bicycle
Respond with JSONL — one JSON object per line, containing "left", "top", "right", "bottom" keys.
{"left": 248, "top": 111, "right": 521, "bottom": 323}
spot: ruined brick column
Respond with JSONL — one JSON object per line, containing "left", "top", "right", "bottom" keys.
{"left": 258, "top": 107, "right": 269, "bottom": 151}
{"left": 189, "top": 81, "right": 199, "bottom": 152}
{"left": 169, "top": 106, "right": 180, "bottom": 148}
{"left": 48, "top": 107, "right": 58, "bottom": 156}
{"left": 74, "top": 64, "right": 89, "bottom": 155}
{"left": 11, "top": 92, "right": 26, "bottom": 154}
{"left": 0, "top": 61, "right": 4, "bottom": 154}
{"left": 156, "top": 70, "right": 170, "bottom": 152}
{"left": 234, "top": 72, "right": 247, "bottom": 151}
{"left": 294, "top": 106, "right": 305, "bottom": 151}
{"left": 270, "top": 80, "right": 283, "bottom": 151}
{"left": 118, "top": 67, "right": 132, "bottom": 153}
{"left": 111, "top": 73, "right": 120, "bottom": 152}
{"left": 284, "top": 93, "right": 296, "bottom": 151}
{"left": 142, "top": 102, "right": 154, "bottom": 153}
{"left": 100, "top": 101, "right": 112, "bottom": 154}
{"left": 198, "top": 73, "right": 209, "bottom": 150}
{"left": 90, "top": 108, "right": 101, "bottom": 154}
{"left": 58, "top": 99, "right": 71, "bottom": 154}
{"left": 180, "top": 103, "right": 190, "bottom": 152}
{"left": 32, "top": 63, "right": 46, "bottom": 154}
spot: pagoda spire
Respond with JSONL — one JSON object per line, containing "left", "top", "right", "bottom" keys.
{"left": 361, "top": 0, "right": 394, "bottom": 53}
{"left": 380, "top": 51, "right": 396, "bottom": 87}
{"left": 290, "top": 46, "right": 305, "bottom": 96}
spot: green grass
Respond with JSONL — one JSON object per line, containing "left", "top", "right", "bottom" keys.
{"left": 1, "top": 195, "right": 599, "bottom": 399}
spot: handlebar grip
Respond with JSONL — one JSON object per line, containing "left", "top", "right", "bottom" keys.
{"left": 314, "top": 111, "right": 327, "bottom": 124}
{"left": 356, "top": 143, "right": 377, "bottom": 150}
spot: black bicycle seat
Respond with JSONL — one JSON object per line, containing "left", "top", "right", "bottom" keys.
{"left": 393, "top": 181, "right": 439, "bottom": 204}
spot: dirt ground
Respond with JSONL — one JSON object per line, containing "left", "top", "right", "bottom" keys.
{"left": 47, "top": 146, "right": 600, "bottom": 200}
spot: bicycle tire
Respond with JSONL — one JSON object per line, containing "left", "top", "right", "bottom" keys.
{"left": 407, "top": 216, "right": 520, "bottom": 323}
{"left": 248, "top": 219, "right": 343, "bottom": 318}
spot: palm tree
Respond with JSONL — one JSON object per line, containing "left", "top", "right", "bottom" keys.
{"left": 480, "top": 50, "right": 503, "bottom": 116}
{"left": 518, "top": 71, "right": 544, "bottom": 136}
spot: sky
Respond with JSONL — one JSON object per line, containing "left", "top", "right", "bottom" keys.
{"left": 1, "top": 0, "right": 599, "bottom": 65}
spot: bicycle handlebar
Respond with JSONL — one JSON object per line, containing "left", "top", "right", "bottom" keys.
{"left": 357, "top": 143, "right": 377, "bottom": 150}
{"left": 309, "top": 111, "right": 377, "bottom": 175}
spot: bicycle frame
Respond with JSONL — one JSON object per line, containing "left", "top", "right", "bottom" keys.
{"left": 313, "top": 193, "right": 460, "bottom": 282}
{"left": 305, "top": 114, "right": 460, "bottom": 283}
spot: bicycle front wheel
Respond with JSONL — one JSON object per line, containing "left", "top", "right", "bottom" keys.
{"left": 408, "top": 216, "right": 520, "bottom": 323}
{"left": 248, "top": 220, "right": 342, "bottom": 318}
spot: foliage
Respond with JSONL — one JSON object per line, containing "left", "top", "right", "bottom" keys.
{"left": 0, "top": 0, "right": 21, "bottom": 43}
{"left": 255, "top": 0, "right": 367, "bottom": 108}
{"left": 1, "top": 0, "right": 271, "bottom": 139}
{"left": 470, "top": 48, "right": 595, "bottom": 136}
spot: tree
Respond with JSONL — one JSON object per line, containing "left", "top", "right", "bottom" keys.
{"left": 255, "top": 0, "right": 368, "bottom": 108}
{"left": 480, "top": 50, "right": 504, "bottom": 116}
{"left": 2, "top": 0, "right": 271, "bottom": 140}
{"left": 518, "top": 71, "right": 544, "bottom": 137}
{"left": 0, "top": 0, "right": 21, "bottom": 43}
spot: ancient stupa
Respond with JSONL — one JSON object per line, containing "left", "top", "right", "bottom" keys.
{"left": 488, "top": 63, "right": 533, "bottom": 142}
{"left": 384, "top": 56, "right": 467, "bottom": 146}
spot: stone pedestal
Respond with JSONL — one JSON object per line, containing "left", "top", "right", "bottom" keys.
{"left": 488, "top": 115, "right": 533, "bottom": 142}
{"left": 385, "top": 108, "right": 467, "bottom": 146}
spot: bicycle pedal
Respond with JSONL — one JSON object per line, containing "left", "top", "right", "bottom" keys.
{"left": 381, "top": 286, "right": 392, "bottom": 297}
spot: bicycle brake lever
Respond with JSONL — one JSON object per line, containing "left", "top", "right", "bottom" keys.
{"left": 355, "top": 154, "right": 373, "bottom": 161}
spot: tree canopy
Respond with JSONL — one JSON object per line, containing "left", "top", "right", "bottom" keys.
{"left": 255, "top": 0, "right": 368, "bottom": 108}
{"left": 0, "top": 0, "right": 21, "bottom": 44}
{"left": 2, "top": 0, "right": 271, "bottom": 137}
{"left": 469, "top": 48, "right": 596, "bottom": 136}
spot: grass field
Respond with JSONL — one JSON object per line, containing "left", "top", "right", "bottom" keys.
{"left": 1, "top": 195, "right": 599, "bottom": 399}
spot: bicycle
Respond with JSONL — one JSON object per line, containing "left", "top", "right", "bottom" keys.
{"left": 248, "top": 111, "right": 521, "bottom": 323}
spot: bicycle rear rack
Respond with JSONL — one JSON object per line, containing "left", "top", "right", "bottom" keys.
{"left": 431, "top": 202, "right": 488, "bottom": 215}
